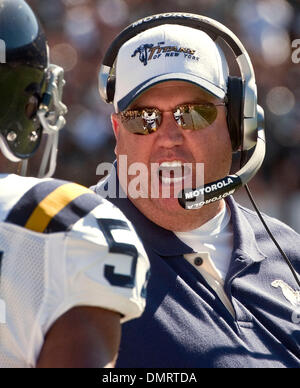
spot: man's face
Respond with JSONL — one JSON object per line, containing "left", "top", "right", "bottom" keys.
{"left": 111, "top": 81, "right": 232, "bottom": 230}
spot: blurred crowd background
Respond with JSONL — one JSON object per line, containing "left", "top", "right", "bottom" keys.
{"left": 27, "top": 0, "right": 300, "bottom": 232}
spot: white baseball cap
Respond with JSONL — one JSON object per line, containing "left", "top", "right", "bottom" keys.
{"left": 113, "top": 24, "right": 229, "bottom": 112}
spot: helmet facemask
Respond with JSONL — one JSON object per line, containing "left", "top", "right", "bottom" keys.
{"left": 0, "top": 0, "right": 67, "bottom": 178}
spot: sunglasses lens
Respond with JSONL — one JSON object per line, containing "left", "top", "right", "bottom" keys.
{"left": 120, "top": 109, "right": 161, "bottom": 135}
{"left": 175, "top": 104, "right": 218, "bottom": 130}
{"left": 120, "top": 104, "right": 220, "bottom": 134}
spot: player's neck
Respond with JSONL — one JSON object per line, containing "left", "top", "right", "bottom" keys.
{"left": 0, "top": 153, "right": 21, "bottom": 175}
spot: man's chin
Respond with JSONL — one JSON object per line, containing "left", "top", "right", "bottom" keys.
{"left": 150, "top": 195, "right": 188, "bottom": 215}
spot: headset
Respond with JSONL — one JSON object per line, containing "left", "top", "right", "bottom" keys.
{"left": 99, "top": 12, "right": 265, "bottom": 206}
{"left": 98, "top": 12, "right": 300, "bottom": 288}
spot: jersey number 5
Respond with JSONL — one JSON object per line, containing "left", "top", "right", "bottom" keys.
{"left": 97, "top": 219, "right": 138, "bottom": 289}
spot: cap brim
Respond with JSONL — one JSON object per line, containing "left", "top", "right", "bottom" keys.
{"left": 116, "top": 73, "right": 226, "bottom": 112}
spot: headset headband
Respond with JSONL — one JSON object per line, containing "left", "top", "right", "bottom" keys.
{"left": 101, "top": 13, "right": 243, "bottom": 65}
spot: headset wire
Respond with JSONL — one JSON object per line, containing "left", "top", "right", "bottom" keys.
{"left": 240, "top": 150, "right": 300, "bottom": 289}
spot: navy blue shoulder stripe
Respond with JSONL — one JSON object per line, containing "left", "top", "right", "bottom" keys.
{"left": 44, "top": 192, "right": 103, "bottom": 234}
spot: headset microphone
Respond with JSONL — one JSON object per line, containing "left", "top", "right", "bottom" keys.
{"left": 178, "top": 105, "right": 266, "bottom": 210}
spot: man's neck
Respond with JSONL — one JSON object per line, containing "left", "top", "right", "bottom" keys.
{"left": 129, "top": 195, "right": 226, "bottom": 232}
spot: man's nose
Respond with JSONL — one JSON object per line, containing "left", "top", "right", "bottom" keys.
{"left": 156, "top": 112, "right": 184, "bottom": 148}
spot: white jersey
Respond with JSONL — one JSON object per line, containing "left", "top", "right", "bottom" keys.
{"left": 0, "top": 174, "right": 149, "bottom": 368}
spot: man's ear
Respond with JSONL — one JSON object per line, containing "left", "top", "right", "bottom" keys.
{"left": 111, "top": 114, "right": 120, "bottom": 156}
{"left": 111, "top": 114, "right": 120, "bottom": 140}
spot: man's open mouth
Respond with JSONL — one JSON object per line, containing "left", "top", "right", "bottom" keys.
{"left": 158, "top": 161, "right": 192, "bottom": 185}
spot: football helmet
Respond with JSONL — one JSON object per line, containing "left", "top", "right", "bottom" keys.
{"left": 0, "top": 0, "right": 67, "bottom": 177}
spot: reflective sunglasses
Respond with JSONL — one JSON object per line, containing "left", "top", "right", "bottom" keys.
{"left": 117, "top": 102, "right": 226, "bottom": 135}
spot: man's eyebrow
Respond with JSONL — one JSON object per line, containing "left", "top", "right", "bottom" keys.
{"left": 128, "top": 98, "right": 223, "bottom": 110}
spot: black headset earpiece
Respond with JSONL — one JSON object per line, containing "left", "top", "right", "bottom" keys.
{"left": 106, "top": 75, "right": 116, "bottom": 104}
{"left": 226, "top": 76, "right": 244, "bottom": 151}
